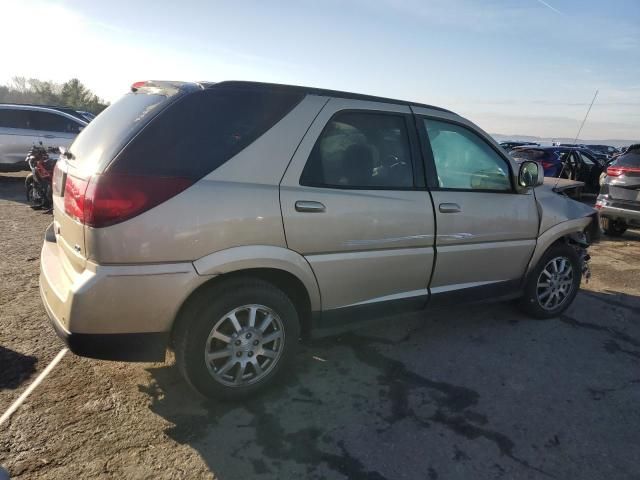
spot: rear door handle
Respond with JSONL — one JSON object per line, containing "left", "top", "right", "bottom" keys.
{"left": 439, "top": 202, "right": 461, "bottom": 213}
{"left": 295, "top": 201, "right": 326, "bottom": 213}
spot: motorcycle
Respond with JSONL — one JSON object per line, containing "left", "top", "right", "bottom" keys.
{"left": 25, "top": 143, "right": 59, "bottom": 210}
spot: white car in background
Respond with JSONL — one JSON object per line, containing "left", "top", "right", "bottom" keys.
{"left": 0, "top": 104, "right": 87, "bottom": 171}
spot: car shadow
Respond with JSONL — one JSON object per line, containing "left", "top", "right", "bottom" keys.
{"left": 142, "top": 290, "right": 640, "bottom": 479}
{"left": 601, "top": 228, "right": 640, "bottom": 242}
{"left": 0, "top": 346, "right": 37, "bottom": 390}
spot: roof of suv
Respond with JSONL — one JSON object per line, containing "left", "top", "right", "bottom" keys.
{"left": 208, "top": 81, "right": 456, "bottom": 113}
{"left": 138, "top": 80, "right": 456, "bottom": 114}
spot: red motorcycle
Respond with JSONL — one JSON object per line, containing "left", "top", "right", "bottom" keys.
{"left": 25, "top": 144, "right": 59, "bottom": 210}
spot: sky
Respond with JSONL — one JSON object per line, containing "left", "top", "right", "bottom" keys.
{"left": 1, "top": 0, "right": 638, "bottom": 140}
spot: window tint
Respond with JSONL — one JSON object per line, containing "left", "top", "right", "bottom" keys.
{"left": 0, "top": 109, "right": 32, "bottom": 129}
{"left": 614, "top": 152, "right": 640, "bottom": 167}
{"left": 110, "top": 88, "right": 303, "bottom": 178}
{"left": 31, "top": 111, "right": 83, "bottom": 133}
{"left": 424, "top": 119, "right": 511, "bottom": 191}
{"left": 300, "top": 112, "right": 413, "bottom": 188}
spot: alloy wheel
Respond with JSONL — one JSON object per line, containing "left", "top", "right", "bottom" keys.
{"left": 204, "top": 304, "right": 285, "bottom": 387}
{"left": 536, "top": 256, "right": 574, "bottom": 311}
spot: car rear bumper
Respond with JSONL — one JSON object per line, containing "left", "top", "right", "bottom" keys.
{"left": 39, "top": 223, "right": 206, "bottom": 362}
{"left": 598, "top": 204, "right": 640, "bottom": 225}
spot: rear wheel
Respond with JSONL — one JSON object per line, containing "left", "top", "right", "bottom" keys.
{"left": 174, "top": 277, "right": 300, "bottom": 400}
{"left": 520, "top": 243, "right": 581, "bottom": 319}
{"left": 600, "top": 217, "right": 627, "bottom": 237}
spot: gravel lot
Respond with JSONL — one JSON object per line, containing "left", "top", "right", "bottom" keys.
{"left": 1, "top": 172, "right": 639, "bottom": 479}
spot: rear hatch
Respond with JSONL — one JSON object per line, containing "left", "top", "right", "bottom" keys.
{"left": 605, "top": 152, "right": 640, "bottom": 206}
{"left": 51, "top": 82, "right": 192, "bottom": 268}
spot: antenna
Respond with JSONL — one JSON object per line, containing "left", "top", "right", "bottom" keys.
{"left": 553, "top": 89, "right": 598, "bottom": 190}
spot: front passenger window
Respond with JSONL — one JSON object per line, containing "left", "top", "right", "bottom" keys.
{"left": 301, "top": 112, "right": 414, "bottom": 189}
{"left": 424, "top": 119, "right": 511, "bottom": 191}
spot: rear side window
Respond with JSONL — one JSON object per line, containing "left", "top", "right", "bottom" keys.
{"left": 424, "top": 119, "right": 511, "bottom": 191}
{"left": 300, "top": 111, "right": 414, "bottom": 189}
{"left": 110, "top": 88, "right": 304, "bottom": 178}
{"left": 0, "top": 109, "right": 31, "bottom": 129}
{"left": 31, "top": 111, "right": 83, "bottom": 134}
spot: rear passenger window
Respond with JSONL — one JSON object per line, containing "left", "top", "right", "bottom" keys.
{"left": 110, "top": 88, "right": 304, "bottom": 178}
{"left": 0, "top": 109, "right": 31, "bottom": 129}
{"left": 424, "top": 119, "right": 511, "bottom": 191}
{"left": 31, "top": 111, "right": 83, "bottom": 133}
{"left": 300, "top": 112, "right": 414, "bottom": 189}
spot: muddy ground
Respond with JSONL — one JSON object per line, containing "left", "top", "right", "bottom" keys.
{"left": 1, "top": 172, "right": 639, "bottom": 479}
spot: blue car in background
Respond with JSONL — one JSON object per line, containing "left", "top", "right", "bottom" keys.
{"left": 509, "top": 146, "right": 563, "bottom": 176}
{"left": 509, "top": 146, "right": 605, "bottom": 193}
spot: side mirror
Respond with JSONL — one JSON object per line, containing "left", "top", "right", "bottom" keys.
{"left": 518, "top": 161, "right": 544, "bottom": 188}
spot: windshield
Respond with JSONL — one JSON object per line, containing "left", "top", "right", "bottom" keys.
{"left": 67, "top": 92, "right": 171, "bottom": 174}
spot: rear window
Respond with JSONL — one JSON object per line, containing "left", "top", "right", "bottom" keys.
{"left": 68, "top": 93, "right": 170, "bottom": 173}
{"left": 614, "top": 152, "right": 640, "bottom": 167}
{"left": 109, "top": 87, "right": 304, "bottom": 178}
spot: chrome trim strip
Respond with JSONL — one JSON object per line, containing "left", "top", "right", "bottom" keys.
{"left": 338, "top": 288, "right": 429, "bottom": 309}
{"left": 430, "top": 280, "right": 505, "bottom": 294}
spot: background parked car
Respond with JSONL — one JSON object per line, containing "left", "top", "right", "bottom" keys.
{"left": 499, "top": 141, "right": 539, "bottom": 151}
{"left": 586, "top": 144, "right": 619, "bottom": 160}
{"left": 596, "top": 144, "right": 640, "bottom": 236}
{"left": 510, "top": 146, "right": 604, "bottom": 193}
{"left": 0, "top": 104, "right": 87, "bottom": 172}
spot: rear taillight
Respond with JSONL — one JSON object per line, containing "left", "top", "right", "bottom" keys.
{"left": 85, "top": 174, "right": 193, "bottom": 227}
{"left": 65, "top": 174, "right": 193, "bottom": 228}
{"left": 64, "top": 175, "right": 89, "bottom": 222}
{"left": 607, "top": 166, "right": 640, "bottom": 177}
{"left": 541, "top": 161, "right": 555, "bottom": 169}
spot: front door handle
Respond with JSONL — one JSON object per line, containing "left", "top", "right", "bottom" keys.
{"left": 439, "top": 202, "right": 461, "bottom": 213}
{"left": 295, "top": 201, "right": 326, "bottom": 213}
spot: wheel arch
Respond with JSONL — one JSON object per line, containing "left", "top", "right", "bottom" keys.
{"left": 171, "top": 246, "right": 321, "bottom": 345}
{"left": 525, "top": 216, "right": 592, "bottom": 276}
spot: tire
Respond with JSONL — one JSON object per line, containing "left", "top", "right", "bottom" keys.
{"left": 173, "top": 277, "right": 300, "bottom": 400}
{"left": 600, "top": 217, "right": 627, "bottom": 237}
{"left": 520, "top": 243, "right": 581, "bottom": 319}
{"left": 25, "top": 175, "right": 41, "bottom": 208}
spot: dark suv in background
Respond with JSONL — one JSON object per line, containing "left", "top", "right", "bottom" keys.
{"left": 596, "top": 144, "right": 640, "bottom": 236}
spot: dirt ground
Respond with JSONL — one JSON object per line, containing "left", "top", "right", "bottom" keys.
{"left": 1, "top": 172, "right": 639, "bottom": 479}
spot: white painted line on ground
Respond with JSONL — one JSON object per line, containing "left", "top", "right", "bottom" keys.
{"left": 0, "top": 348, "right": 68, "bottom": 427}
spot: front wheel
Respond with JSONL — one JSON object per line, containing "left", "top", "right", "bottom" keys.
{"left": 173, "top": 277, "right": 300, "bottom": 400}
{"left": 520, "top": 243, "right": 581, "bottom": 319}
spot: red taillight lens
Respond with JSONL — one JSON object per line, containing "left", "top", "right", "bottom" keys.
{"left": 541, "top": 161, "right": 555, "bottom": 169}
{"left": 64, "top": 175, "right": 89, "bottom": 222}
{"left": 84, "top": 174, "right": 193, "bottom": 228}
{"left": 64, "top": 173, "right": 193, "bottom": 227}
{"left": 607, "top": 166, "right": 640, "bottom": 176}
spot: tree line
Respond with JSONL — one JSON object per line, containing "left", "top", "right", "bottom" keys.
{"left": 0, "top": 77, "right": 109, "bottom": 114}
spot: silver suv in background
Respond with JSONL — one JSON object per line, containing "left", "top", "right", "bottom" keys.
{"left": 39, "top": 81, "right": 598, "bottom": 399}
{"left": 596, "top": 144, "right": 640, "bottom": 236}
{"left": 0, "top": 104, "right": 87, "bottom": 171}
